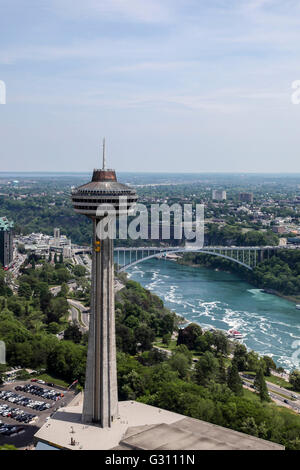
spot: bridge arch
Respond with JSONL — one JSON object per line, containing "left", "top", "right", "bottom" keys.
{"left": 117, "top": 248, "right": 254, "bottom": 272}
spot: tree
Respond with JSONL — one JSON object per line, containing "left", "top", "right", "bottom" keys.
{"left": 47, "top": 297, "right": 69, "bottom": 324}
{"left": 162, "top": 333, "right": 171, "bottom": 346}
{"left": 138, "top": 349, "right": 166, "bottom": 366}
{"left": 15, "top": 369, "right": 31, "bottom": 380}
{"left": 241, "top": 417, "right": 259, "bottom": 437}
{"left": 18, "top": 282, "right": 32, "bottom": 300}
{"left": 115, "top": 324, "right": 136, "bottom": 355}
{"left": 194, "top": 351, "right": 219, "bottom": 386}
{"left": 177, "top": 323, "right": 202, "bottom": 350}
{"left": 195, "top": 333, "right": 212, "bottom": 353}
{"left": 289, "top": 370, "right": 300, "bottom": 392}
{"left": 254, "top": 367, "right": 270, "bottom": 402}
{"left": 212, "top": 331, "right": 229, "bottom": 355}
{"left": 64, "top": 322, "right": 82, "bottom": 344}
{"left": 124, "top": 315, "right": 139, "bottom": 329}
{"left": 227, "top": 363, "right": 243, "bottom": 396}
{"left": 175, "top": 344, "right": 193, "bottom": 365}
{"left": 9, "top": 342, "right": 33, "bottom": 368}
{"left": 168, "top": 352, "right": 190, "bottom": 379}
{"left": 232, "top": 343, "right": 248, "bottom": 371}
{"left": 247, "top": 350, "right": 260, "bottom": 372}
{"left": 159, "top": 313, "right": 175, "bottom": 336}
{"left": 217, "top": 356, "right": 227, "bottom": 384}
{"left": 47, "top": 341, "right": 86, "bottom": 384}
{"left": 54, "top": 267, "right": 70, "bottom": 284}
{"left": 73, "top": 265, "right": 86, "bottom": 277}
{"left": 120, "top": 370, "right": 146, "bottom": 400}
{"left": 48, "top": 322, "right": 60, "bottom": 334}
{"left": 59, "top": 253, "right": 63, "bottom": 264}
{"left": 134, "top": 324, "right": 155, "bottom": 351}
{"left": 59, "top": 282, "right": 69, "bottom": 298}
{"left": 262, "top": 355, "right": 276, "bottom": 376}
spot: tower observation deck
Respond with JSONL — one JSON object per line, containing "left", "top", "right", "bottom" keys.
{"left": 71, "top": 140, "right": 137, "bottom": 427}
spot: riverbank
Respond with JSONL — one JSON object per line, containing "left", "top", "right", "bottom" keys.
{"left": 128, "top": 257, "right": 300, "bottom": 371}
{"left": 262, "top": 288, "right": 300, "bottom": 304}
{"left": 177, "top": 257, "right": 300, "bottom": 305}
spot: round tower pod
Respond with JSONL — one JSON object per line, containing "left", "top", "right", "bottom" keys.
{"left": 72, "top": 138, "right": 137, "bottom": 217}
{"left": 71, "top": 168, "right": 137, "bottom": 217}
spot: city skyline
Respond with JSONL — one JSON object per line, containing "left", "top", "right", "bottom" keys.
{"left": 0, "top": 1, "right": 300, "bottom": 173}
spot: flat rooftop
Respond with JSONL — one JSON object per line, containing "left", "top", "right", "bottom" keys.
{"left": 34, "top": 395, "right": 284, "bottom": 450}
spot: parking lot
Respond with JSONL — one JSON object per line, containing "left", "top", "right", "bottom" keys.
{"left": 0, "top": 379, "right": 75, "bottom": 449}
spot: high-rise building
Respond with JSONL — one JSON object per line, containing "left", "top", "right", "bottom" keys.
{"left": 0, "top": 217, "right": 14, "bottom": 267}
{"left": 239, "top": 192, "right": 253, "bottom": 203}
{"left": 71, "top": 139, "right": 137, "bottom": 427}
{"left": 53, "top": 227, "right": 60, "bottom": 247}
{"left": 212, "top": 190, "right": 226, "bottom": 201}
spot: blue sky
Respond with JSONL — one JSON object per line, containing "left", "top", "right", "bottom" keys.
{"left": 0, "top": 0, "right": 300, "bottom": 172}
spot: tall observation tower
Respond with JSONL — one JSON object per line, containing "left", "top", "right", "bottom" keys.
{"left": 71, "top": 140, "right": 137, "bottom": 427}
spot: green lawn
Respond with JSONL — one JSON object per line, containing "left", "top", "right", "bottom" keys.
{"left": 265, "top": 375, "right": 294, "bottom": 391}
{"left": 34, "top": 373, "right": 69, "bottom": 388}
{"left": 153, "top": 338, "right": 203, "bottom": 358}
{"left": 242, "top": 370, "right": 295, "bottom": 391}
{"left": 243, "top": 388, "right": 260, "bottom": 403}
{"left": 153, "top": 338, "right": 177, "bottom": 352}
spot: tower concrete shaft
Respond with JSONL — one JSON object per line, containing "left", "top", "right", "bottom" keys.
{"left": 82, "top": 218, "right": 118, "bottom": 427}
{"left": 71, "top": 151, "right": 137, "bottom": 429}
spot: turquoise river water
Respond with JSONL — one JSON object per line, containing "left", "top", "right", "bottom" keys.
{"left": 126, "top": 259, "right": 300, "bottom": 371}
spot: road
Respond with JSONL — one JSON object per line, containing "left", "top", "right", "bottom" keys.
{"left": 241, "top": 373, "right": 300, "bottom": 413}
{"left": 153, "top": 345, "right": 172, "bottom": 357}
{"left": 8, "top": 249, "right": 27, "bottom": 278}
{"left": 5, "top": 252, "right": 27, "bottom": 292}
{"left": 67, "top": 298, "right": 89, "bottom": 331}
{"left": 50, "top": 285, "right": 61, "bottom": 296}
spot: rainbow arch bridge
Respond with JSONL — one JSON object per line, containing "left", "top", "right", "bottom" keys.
{"left": 114, "top": 245, "right": 287, "bottom": 272}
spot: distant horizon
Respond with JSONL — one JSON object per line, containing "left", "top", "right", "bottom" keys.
{"left": 2, "top": 171, "right": 300, "bottom": 176}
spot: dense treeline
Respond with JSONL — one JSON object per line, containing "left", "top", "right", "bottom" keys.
{"left": 253, "top": 250, "right": 300, "bottom": 297}
{"left": 0, "top": 191, "right": 280, "bottom": 247}
{"left": 115, "top": 280, "right": 177, "bottom": 354}
{"left": 180, "top": 249, "right": 300, "bottom": 297}
{"left": 0, "top": 258, "right": 87, "bottom": 383}
{"left": 117, "top": 323, "right": 300, "bottom": 450}
{"left": 205, "top": 224, "right": 279, "bottom": 246}
{"left": 0, "top": 261, "right": 177, "bottom": 386}
{"left": 4, "top": 197, "right": 92, "bottom": 246}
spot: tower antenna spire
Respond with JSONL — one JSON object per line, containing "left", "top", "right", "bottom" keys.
{"left": 102, "top": 138, "right": 106, "bottom": 170}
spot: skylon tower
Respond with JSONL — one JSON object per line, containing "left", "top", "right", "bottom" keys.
{"left": 71, "top": 140, "right": 137, "bottom": 427}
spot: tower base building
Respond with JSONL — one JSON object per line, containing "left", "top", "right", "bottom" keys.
{"left": 34, "top": 396, "right": 284, "bottom": 450}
